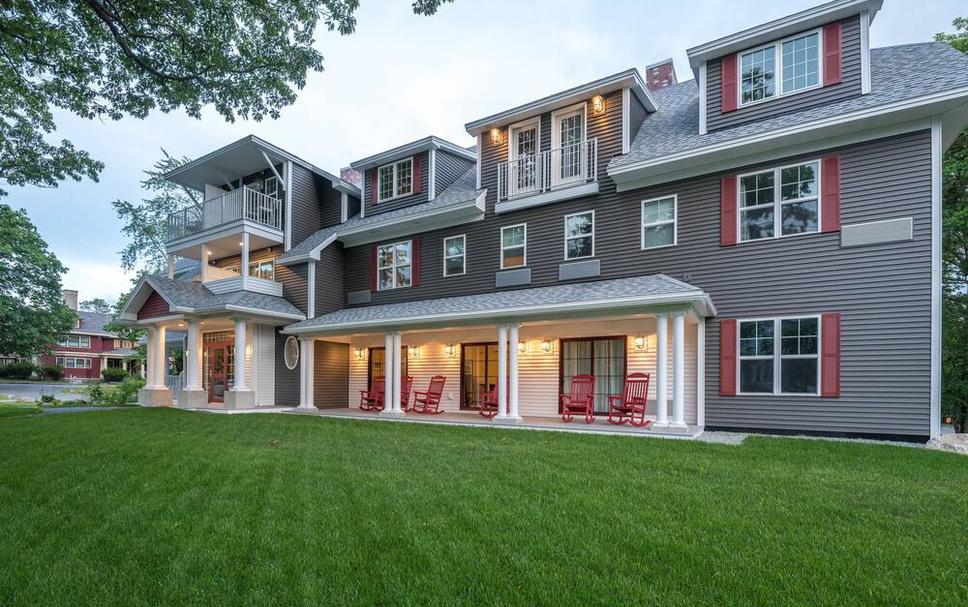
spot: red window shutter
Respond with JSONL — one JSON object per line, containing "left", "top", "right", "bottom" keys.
{"left": 720, "top": 176, "right": 737, "bottom": 247}
{"left": 369, "top": 170, "right": 378, "bottom": 206}
{"left": 823, "top": 23, "right": 842, "bottom": 86}
{"left": 720, "top": 319, "right": 737, "bottom": 397}
{"left": 411, "top": 155, "right": 423, "bottom": 195}
{"left": 720, "top": 54, "right": 738, "bottom": 113}
{"left": 821, "top": 155, "right": 841, "bottom": 232}
{"left": 411, "top": 238, "right": 421, "bottom": 287}
{"left": 370, "top": 246, "right": 378, "bottom": 291}
{"left": 820, "top": 313, "right": 841, "bottom": 397}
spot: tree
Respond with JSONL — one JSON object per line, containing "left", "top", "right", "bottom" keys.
{"left": 113, "top": 150, "right": 199, "bottom": 274}
{"left": 80, "top": 298, "right": 113, "bottom": 314}
{"left": 936, "top": 16, "right": 968, "bottom": 432}
{"left": 0, "top": 0, "right": 453, "bottom": 196}
{"left": 0, "top": 204, "right": 76, "bottom": 357}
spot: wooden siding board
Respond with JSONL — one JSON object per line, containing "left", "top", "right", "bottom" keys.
{"left": 706, "top": 15, "right": 862, "bottom": 132}
{"left": 137, "top": 291, "right": 170, "bottom": 319}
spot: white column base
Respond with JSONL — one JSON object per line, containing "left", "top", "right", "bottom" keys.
{"left": 224, "top": 389, "right": 255, "bottom": 409}
{"left": 652, "top": 420, "right": 670, "bottom": 428}
{"left": 493, "top": 415, "right": 523, "bottom": 424}
{"left": 138, "top": 387, "right": 172, "bottom": 407}
{"left": 379, "top": 408, "right": 406, "bottom": 417}
{"left": 668, "top": 421, "right": 689, "bottom": 430}
{"left": 178, "top": 389, "right": 208, "bottom": 407}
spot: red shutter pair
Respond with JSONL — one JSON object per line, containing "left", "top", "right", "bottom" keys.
{"left": 369, "top": 238, "right": 421, "bottom": 291}
{"left": 720, "top": 23, "right": 840, "bottom": 113}
{"left": 720, "top": 155, "right": 840, "bottom": 246}
{"left": 719, "top": 314, "right": 840, "bottom": 397}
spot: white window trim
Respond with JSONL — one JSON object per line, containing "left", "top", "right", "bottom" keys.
{"left": 500, "top": 223, "right": 527, "bottom": 270}
{"left": 641, "top": 194, "right": 678, "bottom": 250}
{"left": 57, "top": 356, "right": 93, "bottom": 369}
{"left": 264, "top": 176, "right": 279, "bottom": 199}
{"left": 376, "top": 239, "right": 413, "bottom": 290}
{"left": 737, "top": 315, "right": 822, "bottom": 397}
{"left": 737, "top": 28, "right": 824, "bottom": 109}
{"left": 507, "top": 117, "right": 541, "bottom": 161}
{"left": 442, "top": 234, "right": 467, "bottom": 277}
{"left": 550, "top": 102, "right": 587, "bottom": 151}
{"left": 376, "top": 157, "right": 415, "bottom": 203}
{"left": 248, "top": 259, "right": 274, "bottom": 281}
{"left": 563, "top": 210, "right": 595, "bottom": 260}
{"left": 59, "top": 335, "right": 91, "bottom": 349}
{"left": 736, "top": 158, "right": 822, "bottom": 243}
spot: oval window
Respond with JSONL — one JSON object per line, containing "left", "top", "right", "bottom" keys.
{"left": 284, "top": 336, "right": 299, "bottom": 370}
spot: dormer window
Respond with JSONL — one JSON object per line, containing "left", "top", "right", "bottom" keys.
{"left": 377, "top": 158, "right": 413, "bottom": 202}
{"left": 740, "top": 30, "right": 821, "bottom": 106}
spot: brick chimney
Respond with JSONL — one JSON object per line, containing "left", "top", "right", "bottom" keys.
{"left": 645, "top": 58, "right": 677, "bottom": 92}
{"left": 340, "top": 166, "right": 362, "bottom": 189}
{"left": 62, "top": 289, "right": 78, "bottom": 311}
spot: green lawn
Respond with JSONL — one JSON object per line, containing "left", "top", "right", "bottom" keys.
{"left": 0, "top": 410, "right": 965, "bottom": 606}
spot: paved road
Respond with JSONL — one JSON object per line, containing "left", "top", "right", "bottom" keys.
{"left": 0, "top": 383, "right": 88, "bottom": 402}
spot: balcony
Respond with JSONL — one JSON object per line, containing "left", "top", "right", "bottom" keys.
{"left": 496, "top": 139, "right": 598, "bottom": 212}
{"left": 167, "top": 186, "right": 283, "bottom": 242}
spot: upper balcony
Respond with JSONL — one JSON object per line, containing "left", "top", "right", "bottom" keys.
{"left": 167, "top": 186, "right": 283, "bottom": 242}
{"left": 497, "top": 139, "right": 598, "bottom": 211}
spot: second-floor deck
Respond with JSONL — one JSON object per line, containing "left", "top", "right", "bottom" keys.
{"left": 497, "top": 139, "right": 598, "bottom": 210}
{"left": 167, "top": 186, "right": 283, "bottom": 242}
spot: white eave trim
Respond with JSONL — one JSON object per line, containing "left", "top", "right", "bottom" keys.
{"left": 350, "top": 136, "right": 475, "bottom": 171}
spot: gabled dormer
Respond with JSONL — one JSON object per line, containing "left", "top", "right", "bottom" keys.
{"left": 351, "top": 136, "right": 476, "bottom": 217}
{"left": 465, "top": 69, "right": 657, "bottom": 213}
{"left": 688, "top": 0, "right": 882, "bottom": 135}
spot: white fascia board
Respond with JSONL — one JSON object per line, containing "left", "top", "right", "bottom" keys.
{"left": 337, "top": 196, "right": 486, "bottom": 247}
{"left": 685, "top": 0, "right": 883, "bottom": 79}
{"left": 350, "top": 136, "right": 475, "bottom": 171}
{"left": 609, "top": 87, "right": 968, "bottom": 190}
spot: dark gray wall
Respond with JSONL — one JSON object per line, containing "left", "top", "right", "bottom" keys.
{"left": 363, "top": 151, "right": 430, "bottom": 215}
{"left": 435, "top": 150, "right": 475, "bottom": 195}
{"left": 629, "top": 92, "right": 648, "bottom": 143}
{"left": 347, "top": 195, "right": 361, "bottom": 220}
{"left": 315, "top": 242, "right": 344, "bottom": 317}
{"left": 314, "top": 341, "right": 349, "bottom": 408}
{"left": 339, "top": 127, "right": 933, "bottom": 437}
{"left": 291, "top": 164, "right": 342, "bottom": 245}
{"left": 274, "top": 329, "right": 299, "bottom": 406}
{"left": 706, "top": 15, "right": 862, "bottom": 132}
{"left": 278, "top": 262, "right": 308, "bottom": 314}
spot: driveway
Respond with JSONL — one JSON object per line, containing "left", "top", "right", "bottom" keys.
{"left": 0, "top": 383, "right": 88, "bottom": 402}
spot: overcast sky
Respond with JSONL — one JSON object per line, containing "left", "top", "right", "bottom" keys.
{"left": 5, "top": 0, "right": 963, "bottom": 302}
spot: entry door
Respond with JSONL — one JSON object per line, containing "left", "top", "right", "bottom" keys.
{"left": 553, "top": 108, "right": 584, "bottom": 186}
{"left": 461, "top": 343, "right": 499, "bottom": 410}
{"left": 207, "top": 341, "right": 234, "bottom": 403}
{"left": 509, "top": 122, "right": 539, "bottom": 197}
{"left": 560, "top": 337, "right": 626, "bottom": 414}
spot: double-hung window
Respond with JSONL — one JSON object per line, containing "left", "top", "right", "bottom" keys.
{"left": 264, "top": 176, "right": 278, "bottom": 199}
{"left": 563, "top": 212, "right": 594, "bottom": 260}
{"left": 641, "top": 195, "right": 677, "bottom": 249}
{"left": 739, "top": 30, "right": 821, "bottom": 106}
{"left": 56, "top": 357, "right": 91, "bottom": 369}
{"left": 376, "top": 240, "right": 412, "bottom": 290}
{"left": 248, "top": 260, "right": 274, "bottom": 281}
{"left": 443, "top": 235, "right": 466, "bottom": 277}
{"left": 739, "top": 316, "right": 819, "bottom": 395}
{"left": 739, "top": 160, "right": 819, "bottom": 242}
{"left": 377, "top": 158, "right": 414, "bottom": 202}
{"left": 59, "top": 335, "right": 91, "bottom": 348}
{"left": 500, "top": 224, "right": 526, "bottom": 269}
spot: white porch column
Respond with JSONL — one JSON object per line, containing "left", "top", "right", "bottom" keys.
{"left": 199, "top": 244, "right": 209, "bottom": 282}
{"left": 672, "top": 312, "right": 686, "bottom": 428}
{"left": 507, "top": 324, "right": 521, "bottom": 420}
{"left": 179, "top": 318, "right": 208, "bottom": 407}
{"left": 392, "top": 332, "right": 403, "bottom": 413}
{"left": 655, "top": 314, "right": 669, "bottom": 427}
{"left": 167, "top": 255, "right": 175, "bottom": 279}
{"left": 298, "top": 337, "right": 315, "bottom": 409}
{"left": 154, "top": 325, "right": 167, "bottom": 387}
{"left": 138, "top": 324, "right": 172, "bottom": 406}
{"left": 145, "top": 326, "right": 160, "bottom": 389}
{"left": 224, "top": 317, "right": 255, "bottom": 409}
{"left": 496, "top": 325, "right": 508, "bottom": 419}
{"left": 240, "top": 232, "right": 250, "bottom": 290}
{"left": 381, "top": 333, "right": 396, "bottom": 415}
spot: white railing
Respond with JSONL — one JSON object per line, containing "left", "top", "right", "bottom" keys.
{"left": 497, "top": 138, "right": 598, "bottom": 201}
{"left": 167, "top": 186, "right": 283, "bottom": 241}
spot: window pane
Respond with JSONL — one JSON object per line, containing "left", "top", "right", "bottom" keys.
{"left": 378, "top": 268, "right": 393, "bottom": 290}
{"left": 740, "top": 207, "right": 775, "bottom": 240}
{"left": 503, "top": 246, "right": 525, "bottom": 268}
{"left": 781, "top": 358, "right": 818, "bottom": 393}
{"left": 395, "top": 242, "right": 410, "bottom": 265}
{"left": 503, "top": 226, "right": 525, "bottom": 247}
{"left": 396, "top": 264, "right": 411, "bottom": 288}
{"left": 741, "top": 47, "right": 776, "bottom": 103}
{"left": 781, "top": 33, "right": 819, "bottom": 93}
{"left": 566, "top": 236, "right": 593, "bottom": 259}
{"left": 740, "top": 172, "right": 774, "bottom": 207}
{"left": 644, "top": 224, "right": 674, "bottom": 248}
{"left": 565, "top": 213, "right": 593, "bottom": 237}
{"left": 445, "top": 256, "right": 464, "bottom": 275}
{"left": 397, "top": 159, "right": 413, "bottom": 196}
{"left": 378, "top": 166, "right": 394, "bottom": 200}
{"left": 377, "top": 245, "right": 393, "bottom": 268}
{"left": 445, "top": 237, "right": 463, "bottom": 257}
{"left": 740, "top": 360, "right": 774, "bottom": 393}
{"left": 780, "top": 163, "right": 817, "bottom": 200}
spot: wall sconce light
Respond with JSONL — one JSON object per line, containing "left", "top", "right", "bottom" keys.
{"left": 633, "top": 335, "right": 648, "bottom": 351}
{"left": 444, "top": 343, "right": 457, "bottom": 357}
{"left": 540, "top": 339, "right": 553, "bottom": 354}
{"left": 591, "top": 95, "right": 606, "bottom": 116}
{"left": 490, "top": 128, "right": 503, "bottom": 145}
{"left": 518, "top": 340, "right": 527, "bottom": 354}
{"left": 354, "top": 346, "right": 366, "bottom": 360}
{"left": 408, "top": 344, "right": 420, "bottom": 358}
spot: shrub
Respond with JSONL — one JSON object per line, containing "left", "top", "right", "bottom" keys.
{"left": 39, "top": 393, "right": 58, "bottom": 405}
{"left": 101, "top": 368, "right": 127, "bottom": 383}
{"left": 112, "top": 377, "right": 145, "bottom": 405}
{"left": 0, "top": 361, "right": 36, "bottom": 379}
{"left": 37, "top": 364, "right": 64, "bottom": 380}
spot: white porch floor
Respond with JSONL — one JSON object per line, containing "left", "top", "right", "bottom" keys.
{"left": 288, "top": 407, "right": 702, "bottom": 438}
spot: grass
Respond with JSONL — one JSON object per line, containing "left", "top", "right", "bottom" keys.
{"left": 0, "top": 409, "right": 965, "bottom": 606}
{"left": 0, "top": 403, "right": 42, "bottom": 417}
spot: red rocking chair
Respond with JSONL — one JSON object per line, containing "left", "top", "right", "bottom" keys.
{"left": 560, "top": 374, "right": 596, "bottom": 423}
{"left": 399, "top": 375, "right": 414, "bottom": 411}
{"left": 478, "top": 384, "right": 499, "bottom": 418}
{"left": 360, "top": 377, "right": 385, "bottom": 411}
{"left": 411, "top": 375, "right": 447, "bottom": 414}
{"left": 607, "top": 373, "right": 652, "bottom": 427}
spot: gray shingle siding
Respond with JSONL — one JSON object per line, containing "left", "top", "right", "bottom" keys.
{"left": 706, "top": 15, "right": 862, "bottom": 132}
{"left": 435, "top": 150, "right": 475, "bottom": 197}
{"left": 315, "top": 242, "right": 344, "bottom": 315}
{"left": 629, "top": 92, "right": 648, "bottom": 143}
{"left": 363, "top": 151, "right": 430, "bottom": 215}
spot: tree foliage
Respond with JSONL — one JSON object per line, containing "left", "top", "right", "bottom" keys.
{"left": 936, "top": 16, "right": 968, "bottom": 432}
{"left": 0, "top": 0, "right": 452, "bottom": 195}
{"left": 80, "top": 298, "right": 113, "bottom": 314}
{"left": 0, "top": 204, "right": 75, "bottom": 356}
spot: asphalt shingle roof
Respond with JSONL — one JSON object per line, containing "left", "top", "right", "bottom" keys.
{"left": 610, "top": 43, "right": 968, "bottom": 170}
{"left": 146, "top": 276, "right": 304, "bottom": 318}
{"left": 278, "top": 166, "right": 482, "bottom": 264}
{"left": 285, "top": 274, "right": 707, "bottom": 333}
{"left": 74, "top": 311, "right": 116, "bottom": 337}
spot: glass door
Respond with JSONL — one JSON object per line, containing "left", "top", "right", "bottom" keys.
{"left": 367, "top": 347, "right": 408, "bottom": 386}
{"left": 460, "top": 343, "right": 499, "bottom": 411}
{"left": 510, "top": 123, "right": 539, "bottom": 197}
{"left": 560, "top": 337, "right": 626, "bottom": 414}
{"left": 553, "top": 109, "right": 584, "bottom": 186}
{"left": 206, "top": 340, "right": 235, "bottom": 403}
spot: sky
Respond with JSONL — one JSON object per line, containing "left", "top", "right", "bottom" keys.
{"left": 5, "top": 0, "right": 964, "bottom": 303}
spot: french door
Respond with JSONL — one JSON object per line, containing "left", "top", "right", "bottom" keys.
{"left": 460, "top": 343, "right": 499, "bottom": 411}
{"left": 509, "top": 122, "right": 539, "bottom": 197}
{"left": 559, "top": 337, "right": 626, "bottom": 414}
{"left": 205, "top": 340, "right": 235, "bottom": 403}
{"left": 552, "top": 107, "right": 585, "bottom": 186}
{"left": 367, "top": 347, "right": 408, "bottom": 385}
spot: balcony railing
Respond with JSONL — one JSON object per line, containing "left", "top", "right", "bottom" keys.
{"left": 167, "top": 186, "right": 283, "bottom": 241}
{"left": 497, "top": 138, "right": 598, "bottom": 202}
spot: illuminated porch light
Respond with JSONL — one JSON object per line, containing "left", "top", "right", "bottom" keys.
{"left": 444, "top": 343, "right": 457, "bottom": 357}
{"left": 633, "top": 335, "right": 647, "bottom": 351}
{"left": 408, "top": 344, "right": 420, "bottom": 358}
{"left": 354, "top": 346, "right": 366, "bottom": 360}
{"left": 540, "top": 339, "right": 553, "bottom": 353}
{"left": 591, "top": 94, "right": 606, "bottom": 116}
{"left": 490, "top": 128, "right": 503, "bottom": 145}
{"left": 518, "top": 340, "right": 527, "bottom": 354}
